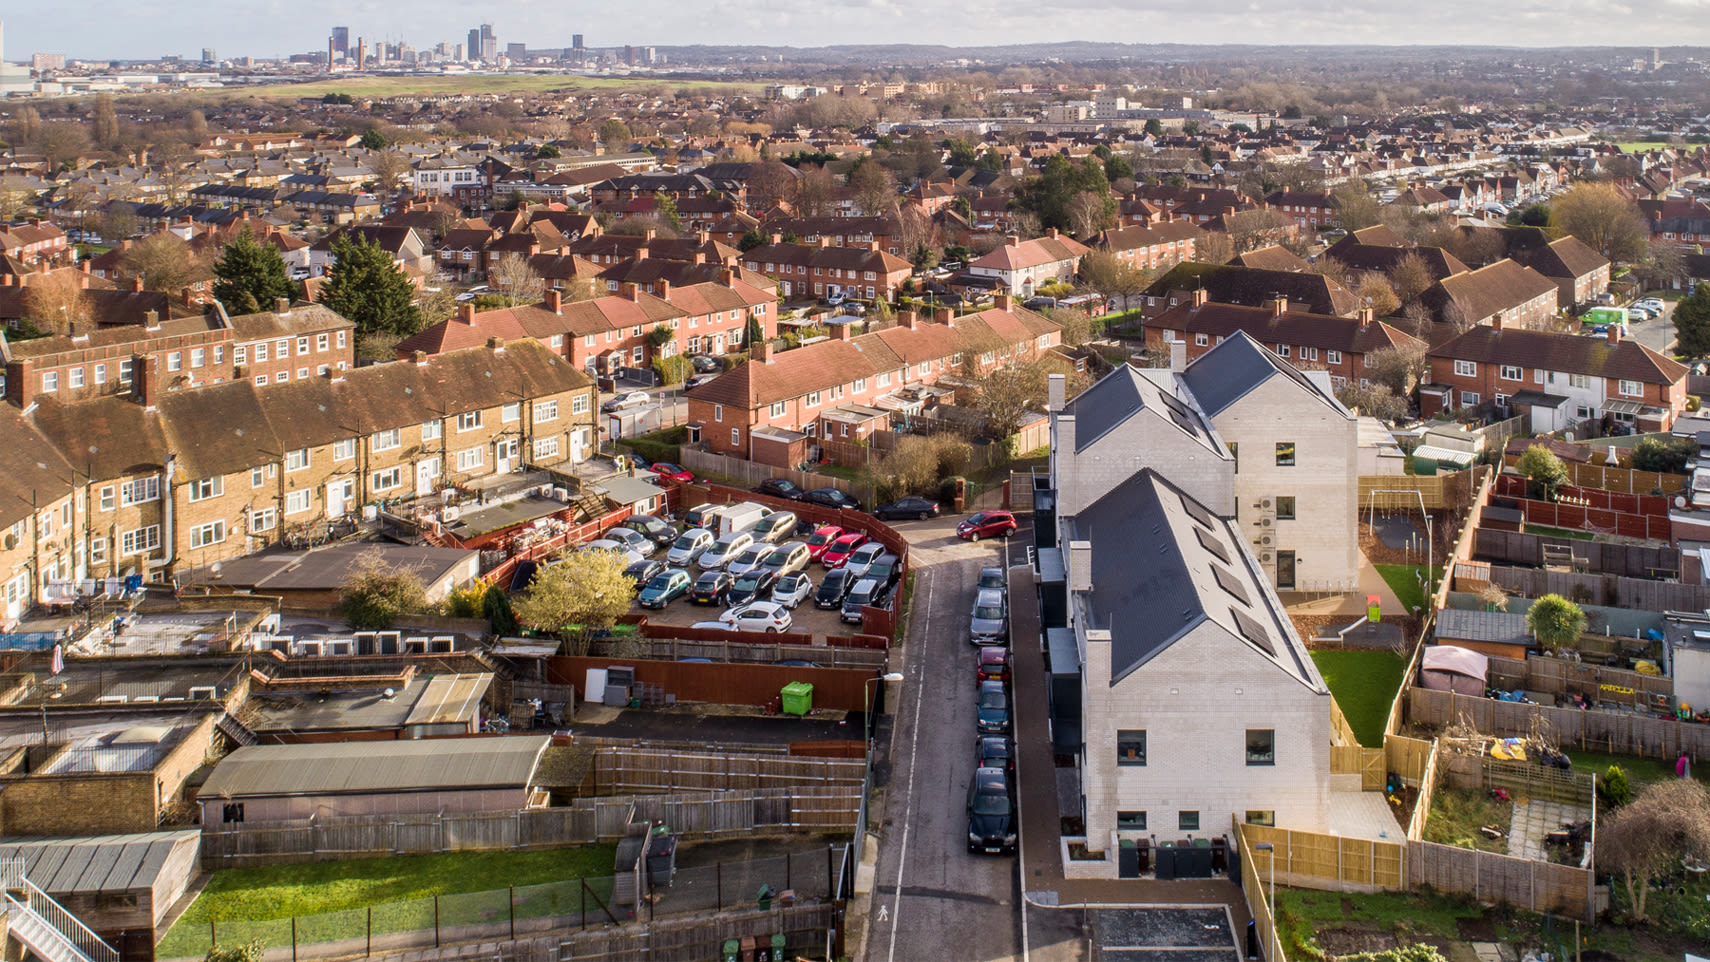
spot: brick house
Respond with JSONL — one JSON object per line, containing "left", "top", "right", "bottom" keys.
{"left": 685, "top": 296, "right": 1060, "bottom": 461}
{"left": 967, "top": 230, "right": 1090, "bottom": 297}
{"left": 1263, "top": 189, "right": 1339, "bottom": 230}
{"left": 0, "top": 221, "right": 70, "bottom": 263}
{"left": 1143, "top": 292, "right": 1428, "bottom": 391}
{"left": 0, "top": 406, "right": 82, "bottom": 622}
{"left": 1085, "top": 220, "right": 1202, "bottom": 273}
{"left": 1420, "top": 320, "right": 1688, "bottom": 433}
{"left": 740, "top": 239, "right": 913, "bottom": 302}
{"left": 1422, "top": 259, "right": 1559, "bottom": 330}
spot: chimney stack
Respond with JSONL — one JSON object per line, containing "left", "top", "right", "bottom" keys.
{"left": 9, "top": 357, "right": 35, "bottom": 408}
{"left": 134, "top": 354, "right": 159, "bottom": 408}
{"left": 751, "top": 336, "right": 771, "bottom": 363}
{"left": 1048, "top": 372, "right": 1066, "bottom": 413}
{"left": 143, "top": 309, "right": 161, "bottom": 330}
{"left": 1357, "top": 306, "right": 1374, "bottom": 327}
{"left": 829, "top": 322, "right": 851, "bottom": 341}
{"left": 994, "top": 293, "right": 1014, "bottom": 311}
{"left": 487, "top": 337, "right": 505, "bottom": 352}
{"left": 1170, "top": 339, "right": 1187, "bottom": 373}
{"left": 769, "top": 232, "right": 782, "bottom": 245}
{"left": 544, "top": 289, "right": 562, "bottom": 314}
{"left": 1490, "top": 311, "right": 1503, "bottom": 331}
{"left": 719, "top": 267, "right": 736, "bottom": 287}
{"left": 130, "top": 277, "right": 144, "bottom": 293}
{"left": 412, "top": 350, "right": 428, "bottom": 365}
{"left": 634, "top": 247, "right": 649, "bottom": 260}
{"left": 933, "top": 306, "right": 954, "bottom": 325}
{"left": 275, "top": 297, "right": 291, "bottom": 315}
{"left": 1267, "top": 296, "right": 1288, "bottom": 318}
{"left": 897, "top": 310, "right": 917, "bottom": 329}
{"left": 619, "top": 282, "right": 639, "bottom": 301}
{"left": 1607, "top": 324, "right": 1622, "bottom": 345}
{"left": 1191, "top": 287, "right": 1208, "bottom": 308}
{"left": 457, "top": 303, "right": 476, "bottom": 324}
{"left": 653, "top": 279, "right": 671, "bottom": 299}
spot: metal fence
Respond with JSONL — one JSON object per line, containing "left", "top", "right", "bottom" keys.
{"left": 160, "top": 847, "right": 845, "bottom": 962}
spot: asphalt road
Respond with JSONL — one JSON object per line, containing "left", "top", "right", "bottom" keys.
{"left": 1626, "top": 301, "right": 1676, "bottom": 356}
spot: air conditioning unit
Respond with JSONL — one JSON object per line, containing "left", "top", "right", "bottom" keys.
{"left": 1259, "top": 551, "right": 1274, "bottom": 563}
{"left": 1260, "top": 498, "right": 1273, "bottom": 509}
{"left": 441, "top": 506, "right": 461, "bottom": 522}
{"left": 1261, "top": 518, "right": 1273, "bottom": 526}
{"left": 1260, "top": 535, "right": 1272, "bottom": 545}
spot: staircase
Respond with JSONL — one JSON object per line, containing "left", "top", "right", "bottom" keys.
{"left": 215, "top": 712, "right": 259, "bottom": 747}
{"left": 0, "top": 858, "right": 118, "bottom": 962}
{"left": 572, "top": 489, "right": 608, "bottom": 522}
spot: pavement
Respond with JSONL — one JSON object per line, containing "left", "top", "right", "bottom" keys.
{"left": 1506, "top": 799, "right": 1591, "bottom": 861}
{"left": 1276, "top": 554, "right": 1408, "bottom": 618}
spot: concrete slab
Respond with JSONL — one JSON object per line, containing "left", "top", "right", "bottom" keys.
{"left": 1091, "top": 907, "right": 1241, "bottom": 962}
{"left": 1328, "top": 790, "right": 1404, "bottom": 841}
{"left": 1507, "top": 798, "right": 1591, "bottom": 861}
{"left": 1281, "top": 551, "right": 1409, "bottom": 618}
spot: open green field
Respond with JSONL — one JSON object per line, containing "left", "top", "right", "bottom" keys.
{"left": 157, "top": 847, "right": 615, "bottom": 958}
{"left": 231, "top": 74, "right": 759, "bottom": 100}
{"left": 1310, "top": 649, "right": 1405, "bottom": 747}
{"left": 1615, "top": 141, "right": 1677, "bottom": 152}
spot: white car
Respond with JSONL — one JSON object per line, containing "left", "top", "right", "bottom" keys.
{"left": 689, "top": 621, "right": 736, "bottom": 632}
{"left": 581, "top": 540, "right": 644, "bottom": 567}
{"left": 697, "top": 532, "right": 754, "bottom": 570}
{"left": 1635, "top": 298, "right": 1665, "bottom": 313}
{"left": 667, "top": 528, "right": 715, "bottom": 567}
{"left": 603, "top": 527, "right": 654, "bottom": 555}
{"left": 720, "top": 600, "right": 794, "bottom": 633}
{"left": 843, "top": 542, "right": 888, "bottom": 580}
{"left": 769, "top": 572, "right": 814, "bottom": 609}
{"left": 725, "top": 543, "right": 774, "bottom": 578}
{"left": 602, "top": 390, "right": 651, "bottom": 413}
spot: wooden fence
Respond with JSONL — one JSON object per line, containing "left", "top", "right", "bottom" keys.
{"left": 1440, "top": 754, "right": 1594, "bottom": 807}
{"left": 1405, "top": 739, "right": 1441, "bottom": 841}
{"left": 550, "top": 655, "right": 878, "bottom": 712}
{"left": 589, "top": 747, "right": 864, "bottom": 794}
{"left": 679, "top": 448, "right": 868, "bottom": 499}
{"left": 1454, "top": 561, "right": 1710, "bottom": 611}
{"left": 1234, "top": 820, "right": 1288, "bottom": 962}
{"left": 1478, "top": 653, "right": 1672, "bottom": 701}
{"left": 1471, "top": 528, "right": 1680, "bottom": 578}
{"left": 1490, "top": 475, "right": 1673, "bottom": 541}
{"left": 1406, "top": 686, "right": 1710, "bottom": 761}
{"left": 1500, "top": 455, "right": 1687, "bottom": 496}
{"left": 1358, "top": 472, "right": 1477, "bottom": 512}
{"left": 1407, "top": 841, "right": 1592, "bottom": 920}
{"left": 582, "top": 635, "right": 888, "bottom": 667}
{"left": 1329, "top": 698, "right": 1385, "bottom": 789}
{"left": 1237, "top": 822, "right": 1406, "bottom": 892}
{"left": 200, "top": 788, "right": 858, "bottom": 868}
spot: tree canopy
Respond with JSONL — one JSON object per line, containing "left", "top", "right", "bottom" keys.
{"left": 1010, "top": 154, "right": 1115, "bottom": 236}
{"left": 319, "top": 232, "right": 422, "bottom": 342}
{"left": 1526, "top": 593, "right": 1586, "bottom": 653}
{"left": 212, "top": 227, "right": 294, "bottom": 316}
{"left": 340, "top": 552, "right": 429, "bottom": 630}
{"left": 1674, "top": 281, "right": 1710, "bottom": 357}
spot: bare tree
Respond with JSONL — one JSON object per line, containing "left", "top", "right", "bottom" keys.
{"left": 1331, "top": 181, "right": 1382, "bottom": 232}
{"left": 490, "top": 254, "right": 544, "bottom": 307}
{"left": 1077, "top": 251, "right": 1147, "bottom": 312}
{"left": 121, "top": 232, "right": 203, "bottom": 293}
{"left": 24, "top": 271, "right": 95, "bottom": 335}
{"left": 370, "top": 150, "right": 413, "bottom": 200}
{"left": 1387, "top": 252, "right": 1437, "bottom": 304}
{"left": 1355, "top": 275, "right": 1401, "bottom": 317}
{"left": 1368, "top": 342, "right": 1430, "bottom": 397}
{"left": 1196, "top": 231, "right": 1234, "bottom": 265}
{"left": 1550, "top": 182, "right": 1650, "bottom": 263}
{"left": 849, "top": 161, "right": 896, "bottom": 217}
{"left": 0, "top": 175, "right": 37, "bottom": 221}
{"left": 745, "top": 159, "right": 799, "bottom": 213}
{"left": 1310, "top": 256, "right": 1351, "bottom": 288}
{"left": 1598, "top": 779, "right": 1710, "bottom": 922}
{"left": 795, "top": 164, "right": 836, "bottom": 218}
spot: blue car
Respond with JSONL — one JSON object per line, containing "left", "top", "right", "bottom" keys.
{"left": 976, "top": 680, "right": 1011, "bottom": 735}
{"left": 637, "top": 568, "right": 691, "bottom": 609}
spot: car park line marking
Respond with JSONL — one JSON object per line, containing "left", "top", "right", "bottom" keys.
{"left": 885, "top": 574, "right": 933, "bottom": 962}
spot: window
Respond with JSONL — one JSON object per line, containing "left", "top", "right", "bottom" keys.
{"left": 234, "top": 345, "right": 248, "bottom": 365}
{"left": 502, "top": 402, "right": 521, "bottom": 423}
{"left": 1327, "top": 350, "right": 1342, "bottom": 365}
{"left": 69, "top": 367, "right": 85, "bottom": 389}
{"left": 730, "top": 428, "right": 741, "bottom": 447}
{"left": 250, "top": 507, "right": 276, "bottom": 533}
{"left": 90, "top": 538, "right": 107, "bottom": 565}
{"left": 371, "top": 428, "right": 401, "bottom": 452}
{"left": 878, "top": 372, "right": 891, "bottom": 387}
{"left": 1246, "top": 729, "right": 1275, "bottom": 765}
{"left": 255, "top": 375, "right": 268, "bottom": 386}
{"left": 769, "top": 401, "right": 787, "bottom": 418}
{"left": 1275, "top": 496, "right": 1296, "bottom": 520}
{"left": 1246, "top": 811, "right": 1276, "bottom": 827}
{"left": 186, "top": 477, "right": 224, "bottom": 502}
{"left": 806, "top": 391, "right": 821, "bottom": 407}
{"left": 1277, "top": 344, "right": 1290, "bottom": 358}
{"left": 571, "top": 394, "right": 590, "bottom": 415}
{"left": 713, "top": 404, "right": 723, "bottom": 423}
{"left": 332, "top": 439, "right": 356, "bottom": 461}
{"left": 94, "top": 363, "right": 107, "bottom": 385}
{"left": 119, "top": 359, "right": 132, "bottom": 383}
{"left": 191, "top": 348, "right": 205, "bottom": 368}
{"left": 422, "top": 420, "right": 442, "bottom": 441}
{"left": 317, "top": 333, "right": 329, "bottom": 352}
{"left": 252, "top": 467, "right": 266, "bottom": 489}
{"left": 457, "top": 411, "right": 482, "bottom": 432}
{"left": 285, "top": 490, "right": 311, "bottom": 514}
{"left": 1618, "top": 379, "right": 1642, "bottom": 397}
{"left": 1178, "top": 811, "right": 1200, "bottom": 832}
{"left": 1460, "top": 390, "right": 1480, "bottom": 407}
{"left": 275, "top": 372, "right": 288, "bottom": 384}
{"left": 254, "top": 343, "right": 268, "bottom": 363}
{"left": 1569, "top": 374, "right": 1590, "bottom": 389}
{"left": 1275, "top": 442, "right": 1296, "bottom": 467}
{"left": 276, "top": 338, "right": 289, "bottom": 358}
{"left": 853, "top": 377, "right": 867, "bottom": 393}
{"left": 41, "top": 371, "right": 57, "bottom": 393}
{"left": 1500, "top": 365, "right": 1522, "bottom": 381}
{"left": 1117, "top": 811, "right": 1148, "bottom": 831}
{"left": 372, "top": 466, "right": 403, "bottom": 491}
{"left": 534, "top": 437, "right": 561, "bottom": 460}
{"left": 296, "top": 367, "right": 309, "bottom": 380}
{"left": 533, "top": 400, "right": 559, "bottom": 422}
{"left": 285, "top": 448, "right": 310, "bottom": 472}
{"left": 222, "top": 802, "right": 244, "bottom": 824}
{"left": 456, "top": 447, "right": 484, "bottom": 471}
{"left": 1453, "top": 359, "right": 1476, "bottom": 377}
{"left": 120, "top": 476, "right": 160, "bottom": 506}
{"left": 1117, "top": 730, "right": 1147, "bottom": 766}
{"left": 189, "top": 521, "right": 226, "bottom": 549}
{"left": 99, "top": 486, "right": 115, "bottom": 511}
{"left": 121, "top": 525, "right": 161, "bottom": 555}
{"left": 297, "top": 336, "right": 309, "bottom": 355}
{"left": 167, "top": 352, "right": 182, "bottom": 372}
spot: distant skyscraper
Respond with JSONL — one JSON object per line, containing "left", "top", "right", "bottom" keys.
{"left": 507, "top": 42, "right": 527, "bottom": 61}
{"left": 201, "top": 47, "right": 216, "bottom": 64}
{"left": 573, "top": 34, "right": 584, "bottom": 50}
{"left": 467, "top": 24, "right": 496, "bottom": 62}
{"left": 623, "top": 45, "right": 635, "bottom": 66}
{"left": 467, "top": 29, "right": 480, "bottom": 61}
{"left": 331, "top": 26, "right": 349, "bottom": 55}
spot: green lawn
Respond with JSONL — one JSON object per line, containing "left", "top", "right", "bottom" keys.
{"left": 1374, "top": 563, "right": 1442, "bottom": 613}
{"left": 1423, "top": 786, "right": 1513, "bottom": 853}
{"left": 1522, "top": 524, "right": 1596, "bottom": 541}
{"left": 1275, "top": 886, "right": 1501, "bottom": 959}
{"left": 1310, "top": 650, "right": 1405, "bottom": 747}
{"left": 1614, "top": 141, "right": 1677, "bottom": 153}
{"left": 1566, "top": 748, "right": 1710, "bottom": 788}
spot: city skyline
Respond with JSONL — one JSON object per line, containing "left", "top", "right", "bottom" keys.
{"left": 6, "top": 2, "right": 1710, "bottom": 61}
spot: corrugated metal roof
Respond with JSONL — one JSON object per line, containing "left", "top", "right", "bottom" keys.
{"left": 199, "top": 735, "right": 549, "bottom": 800}
{"left": 405, "top": 674, "right": 492, "bottom": 726}
{"left": 0, "top": 831, "right": 199, "bottom": 895}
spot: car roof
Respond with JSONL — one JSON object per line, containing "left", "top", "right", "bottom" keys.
{"left": 975, "top": 588, "right": 1006, "bottom": 605}
{"left": 850, "top": 578, "right": 880, "bottom": 592}
{"left": 695, "top": 569, "right": 727, "bottom": 581}
{"left": 979, "top": 646, "right": 1008, "bottom": 660}
{"left": 812, "top": 524, "right": 841, "bottom": 534}
{"left": 832, "top": 532, "right": 864, "bottom": 543}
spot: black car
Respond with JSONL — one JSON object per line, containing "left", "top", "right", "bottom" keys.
{"left": 755, "top": 478, "right": 806, "bottom": 501}
{"left": 966, "top": 766, "right": 1017, "bottom": 854}
{"left": 976, "top": 735, "right": 1015, "bottom": 775}
{"left": 866, "top": 553, "right": 902, "bottom": 592}
{"left": 690, "top": 570, "right": 734, "bottom": 605}
{"left": 626, "top": 514, "right": 679, "bottom": 548}
{"left": 874, "top": 496, "right": 940, "bottom": 521}
{"left": 623, "top": 559, "right": 665, "bottom": 587}
{"left": 726, "top": 570, "right": 777, "bottom": 606}
{"left": 801, "top": 487, "right": 863, "bottom": 512}
{"left": 815, "top": 567, "right": 856, "bottom": 608}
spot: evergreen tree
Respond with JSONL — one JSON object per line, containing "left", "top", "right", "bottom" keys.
{"left": 319, "top": 233, "right": 421, "bottom": 341}
{"left": 359, "top": 127, "right": 387, "bottom": 150}
{"left": 1675, "top": 281, "right": 1710, "bottom": 358}
{"left": 212, "top": 227, "right": 293, "bottom": 316}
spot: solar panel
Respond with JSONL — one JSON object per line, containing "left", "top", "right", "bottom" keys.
{"left": 1194, "top": 526, "right": 1231, "bottom": 563}
{"left": 1179, "top": 494, "right": 1218, "bottom": 531}
{"left": 1212, "top": 563, "right": 1250, "bottom": 605}
{"left": 1231, "top": 607, "right": 1276, "bottom": 655}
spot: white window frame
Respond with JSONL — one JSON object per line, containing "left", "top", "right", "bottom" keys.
{"left": 422, "top": 419, "right": 443, "bottom": 441}
{"left": 371, "top": 428, "right": 401, "bottom": 452}
{"left": 1453, "top": 359, "right": 1476, "bottom": 377}
{"left": 285, "top": 490, "right": 311, "bottom": 515}
{"left": 120, "top": 525, "right": 161, "bottom": 556}
{"left": 333, "top": 439, "right": 356, "bottom": 461}
{"left": 457, "top": 411, "right": 483, "bottom": 432}
{"left": 285, "top": 448, "right": 310, "bottom": 472}
{"left": 533, "top": 400, "right": 559, "bottom": 422}
{"left": 186, "top": 477, "right": 224, "bottom": 503}
{"left": 372, "top": 466, "right": 404, "bottom": 491}
{"left": 189, "top": 520, "right": 226, "bottom": 549}
{"left": 250, "top": 507, "right": 277, "bottom": 533}
{"left": 456, "top": 447, "right": 484, "bottom": 471}
{"left": 120, "top": 476, "right": 160, "bottom": 507}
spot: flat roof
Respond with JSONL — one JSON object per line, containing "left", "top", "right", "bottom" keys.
{"left": 187, "top": 544, "right": 475, "bottom": 593}
{"left": 199, "top": 735, "right": 549, "bottom": 800}
{"left": 405, "top": 674, "right": 491, "bottom": 726}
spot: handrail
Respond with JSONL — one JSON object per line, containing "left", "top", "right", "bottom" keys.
{"left": 12, "top": 879, "right": 118, "bottom": 962}
{"left": 6, "top": 892, "right": 92, "bottom": 962}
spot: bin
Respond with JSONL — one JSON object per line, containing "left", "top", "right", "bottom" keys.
{"left": 722, "top": 939, "right": 741, "bottom": 962}
{"left": 780, "top": 682, "right": 814, "bottom": 716}
{"left": 769, "top": 933, "right": 787, "bottom": 960}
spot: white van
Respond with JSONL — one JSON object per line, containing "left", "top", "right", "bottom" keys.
{"left": 717, "top": 501, "right": 774, "bottom": 537}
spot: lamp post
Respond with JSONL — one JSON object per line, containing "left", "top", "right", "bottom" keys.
{"left": 864, "top": 670, "right": 905, "bottom": 750}
{"left": 1255, "top": 841, "right": 1277, "bottom": 962}
{"left": 859, "top": 670, "right": 905, "bottom": 855}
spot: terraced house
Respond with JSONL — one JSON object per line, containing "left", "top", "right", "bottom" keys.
{"left": 740, "top": 239, "right": 913, "bottom": 302}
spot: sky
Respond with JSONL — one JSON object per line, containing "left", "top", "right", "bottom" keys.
{"left": 3, "top": 2, "right": 1708, "bottom": 60}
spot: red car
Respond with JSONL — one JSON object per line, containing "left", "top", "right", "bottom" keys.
{"left": 820, "top": 532, "right": 869, "bottom": 568}
{"left": 976, "top": 646, "right": 1010, "bottom": 684}
{"left": 649, "top": 462, "right": 694, "bottom": 483}
{"left": 957, "top": 510, "right": 1019, "bottom": 541}
{"left": 805, "top": 525, "right": 845, "bottom": 562}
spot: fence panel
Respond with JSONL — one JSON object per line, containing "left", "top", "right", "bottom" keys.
{"left": 1407, "top": 841, "right": 1591, "bottom": 920}
{"left": 1238, "top": 823, "right": 1405, "bottom": 892}
{"left": 1406, "top": 686, "right": 1710, "bottom": 761}
{"left": 1234, "top": 822, "right": 1288, "bottom": 962}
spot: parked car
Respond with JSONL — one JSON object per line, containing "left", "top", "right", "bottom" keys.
{"left": 685, "top": 373, "right": 720, "bottom": 390}
{"left": 697, "top": 532, "right": 754, "bottom": 570}
{"left": 805, "top": 525, "right": 845, "bottom": 562}
{"left": 770, "top": 572, "right": 814, "bottom": 609}
{"left": 667, "top": 528, "right": 715, "bottom": 567}
{"left": 581, "top": 540, "right": 644, "bottom": 567}
{"left": 966, "top": 766, "right": 1017, "bottom": 854}
{"left": 975, "top": 735, "right": 1015, "bottom": 775}
{"left": 1628, "top": 308, "right": 1651, "bottom": 322}
{"left": 978, "top": 566, "right": 1006, "bottom": 596}
{"left": 691, "top": 570, "right": 734, "bottom": 605}
{"left": 689, "top": 354, "right": 723, "bottom": 374}
{"left": 602, "top": 390, "right": 651, "bottom": 413}
{"left": 726, "top": 570, "right": 778, "bottom": 606}
{"left": 613, "top": 453, "right": 650, "bottom": 472}
{"left": 751, "top": 510, "right": 800, "bottom": 545}
{"left": 623, "top": 559, "right": 665, "bottom": 587}
{"left": 976, "top": 645, "right": 1011, "bottom": 684}
{"left": 638, "top": 568, "right": 692, "bottom": 608}
{"left": 626, "top": 514, "right": 679, "bottom": 549}
{"left": 755, "top": 478, "right": 806, "bottom": 501}
{"left": 650, "top": 462, "right": 694, "bottom": 483}
{"left": 721, "top": 600, "right": 794, "bottom": 633}
{"left": 975, "top": 680, "right": 1011, "bottom": 734}
{"left": 816, "top": 568, "right": 856, "bottom": 609}
{"left": 682, "top": 503, "right": 727, "bottom": 530}
{"left": 725, "top": 543, "right": 774, "bottom": 578}
{"left": 866, "top": 553, "right": 903, "bottom": 593}
{"left": 801, "top": 487, "right": 863, "bottom": 512}
{"left": 761, "top": 541, "right": 812, "bottom": 579}
{"left": 843, "top": 542, "right": 888, "bottom": 580}
{"left": 840, "top": 577, "right": 888, "bottom": 624}
{"left": 958, "top": 510, "right": 1019, "bottom": 541}
{"left": 821, "top": 532, "right": 869, "bottom": 568}
{"left": 1636, "top": 297, "right": 1665, "bottom": 312}
{"left": 689, "top": 621, "right": 736, "bottom": 632}
{"left": 970, "top": 588, "right": 1010, "bottom": 644}
{"left": 873, "top": 496, "right": 940, "bottom": 521}
{"left": 604, "top": 527, "right": 654, "bottom": 555}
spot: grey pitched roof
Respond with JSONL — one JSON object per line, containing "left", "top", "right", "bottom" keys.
{"left": 1071, "top": 468, "right": 1325, "bottom": 691}
{"left": 1436, "top": 608, "right": 1531, "bottom": 646}
{"left": 1178, "top": 330, "right": 1350, "bottom": 419}
{"left": 0, "top": 830, "right": 201, "bottom": 895}
{"left": 199, "top": 736, "right": 549, "bottom": 799}
{"left": 1063, "top": 363, "right": 1218, "bottom": 454}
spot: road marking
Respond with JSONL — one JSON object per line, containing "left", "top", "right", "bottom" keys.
{"left": 885, "top": 573, "right": 933, "bottom": 962}
{"left": 876, "top": 904, "right": 888, "bottom": 923}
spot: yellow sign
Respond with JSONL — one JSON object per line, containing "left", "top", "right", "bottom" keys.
{"left": 1600, "top": 683, "right": 1634, "bottom": 695}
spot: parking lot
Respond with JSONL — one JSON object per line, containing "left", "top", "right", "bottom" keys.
{"left": 637, "top": 562, "right": 865, "bottom": 641}
{"left": 1089, "top": 907, "right": 1241, "bottom": 962}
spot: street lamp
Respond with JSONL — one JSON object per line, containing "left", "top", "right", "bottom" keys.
{"left": 1255, "top": 841, "right": 1277, "bottom": 962}
{"left": 864, "top": 671, "right": 905, "bottom": 749}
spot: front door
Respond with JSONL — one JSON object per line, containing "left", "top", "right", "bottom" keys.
{"left": 496, "top": 437, "right": 519, "bottom": 473}
{"left": 416, "top": 458, "right": 439, "bottom": 496}
{"left": 570, "top": 429, "right": 588, "bottom": 463}
{"left": 1276, "top": 550, "right": 1297, "bottom": 590}
{"left": 326, "top": 479, "right": 354, "bottom": 520}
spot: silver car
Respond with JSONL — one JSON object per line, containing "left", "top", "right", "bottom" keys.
{"left": 666, "top": 528, "right": 715, "bottom": 567}
{"left": 697, "top": 532, "right": 755, "bottom": 570}
{"left": 970, "top": 588, "right": 1009, "bottom": 645}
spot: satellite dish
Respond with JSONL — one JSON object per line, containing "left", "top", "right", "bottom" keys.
{"left": 383, "top": 688, "right": 396, "bottom": 699}
{"left": 1678, "top": 496, "right": 1689, "bottom": 509}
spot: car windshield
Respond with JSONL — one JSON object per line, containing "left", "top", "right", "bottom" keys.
{"left": 809, "top": 530, "right": 836, "bottom": 546}
{"left": 673, "top": 533, "right": 703, "bottom": 549}
{"left": 978, "top": 688, "right": 1007, "bottom": 711}
{"left": 733, "top": 575, "right": 763, "bottom": 591}
{"left": 975, "top": 605, "right": 1004, "bottom": 621}
{"left": 971, "top": 787, "right": 1011, "bottom": 816}
{"left": 645, "top": 574, "right": 677, "bottom": 590}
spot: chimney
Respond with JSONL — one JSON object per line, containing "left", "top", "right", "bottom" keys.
{"left": 9, "top": 357, "right": 34, "bottom": 408}
{"left": 1607, "top": 324, "right": 1622, "bottom": 345}
{"left": 751, "top": 337, "right": 771, "bottom": 363}
{"left": 654, "top": 279, "right": 671, "bottom": 299}
{"left": 619, "top": 282, "right": 639, "bottom": 301}
{"left": 719, "top": 267, "right": 736, "bottom": 287}
{"left": 1357, "top": 306, "right": 1374, "bottom": 327}
{"left": 1048, "top": 372, "right": 1066, "bottom": 412}
{"left": 544, "top": 289, "right": 562, "bottom": 314}
{"left": 643, "top": 228, "right": 656, "bottom": 243}
{"left": 868, "top": 240, "right": 880, "bottom": 252}
{"left": 0, "top": 274, "right": 10, "bottom": 286}
{"left": 488, "top": 337, "right": 505, "bottom": 352}
{"left": 897, "top": 310, "right": 918, "bottom": 329}
{"left": 697, "top": 229, "right": 710, "bottom": 244}
{"left": 78, "top": 260, "right": 89, "bottom": 274}
{"left": 1267, "top": 296, "right": 1288, "bottom": 318}
{"left": 692, "top": 252, "right": 707, "bottom": 265}
{"left": 457, "top": 303, "right": 476, "bottom": 324}
{"left": 79, "top": 276, "right": 89, "bottom": 290}
{"left": 1653, "top": 209, "right": 1662, "bottom": 221}
{"left": 933, "top": 306, "right": 954, "bottom": 325}
{"left": 412, "top": 350, "right": 428, "bottom": 366}
{"left": 1190, "top": 287, "right": 1208, "bottom": 308}
{"left": 143, "top": 309, "right": 161, "bottom": 330}
{"left": 634, "top": 247, "right": 649, "bottom": 260}
{"left": 994, "top": 293, "right": 1013, "bottom": 311}
{"left": 769, "top": 232, "right": 782, "bottom": 245}
{"left": 1046, "top": 227, "right": 1059, "bottom": 239}
{"left": 1006, "top": 234, "right": 1020, "bottom": 247}
{"left": 829, "top": 322, "right": 851, "bottom": 341}
{"left": 130, "top": 277, "right": 144, "bottom": 293}
{"left": 134, "top": 354, "right": 160, "bottom": 408}
{"left": 181, "top": 287, "right": 194, "bottom": 307}
{"left": 275, "top": 296, "right": 291, "bottom": 315}
{"left": 1490, "top": 311, "right": 1503, "bottom": 331}
{"left": 1170, "top": 339, "right": 1187, "bottom": 373}
{"left": 817, "top": 236, "right": 831, "bottom": 248}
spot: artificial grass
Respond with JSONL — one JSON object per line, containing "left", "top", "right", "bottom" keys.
{"left": 1310, "top": 649, "right": 1405, "bottom": 747}
{"left": 1373, "top": 563, "right": 1442, "bottom": 614}
{"left": 1523, "top": 524, "right": 1597, "bottom": 541}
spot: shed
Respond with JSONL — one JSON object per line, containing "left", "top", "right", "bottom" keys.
{"left": 0, "top": 830, "right": 201, "bottom": 956}
{"left": 1419, "top": 644, "right": 1491, "bottom": 696}
{"left": 594, "top": 472, "right": 667, "bottom": 514}
{"left": 1435, "top": 608, "right": 1532, "bottom": 660}
{"left": 1045, "top": 627, "right": 1081, "bottom": 754}
{"left": 198, "top": 735, "right": 549, "bottom": 823}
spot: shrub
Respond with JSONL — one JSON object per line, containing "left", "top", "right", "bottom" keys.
{"left": 652, "top": 355, "right": 688, "bottom": 385}
{"left": 1526, "top": 593, "right": 1587, "bottom": 653}
{"left": 1599, "top": 764, "right": 1633, "bottom": 809}
{"left": 1631, "top": 435, "right": 1694, "bottom": 474}
{"left": 1515, "top": 444, "right": 1570, "bottom": 501}
{"left": 341, "top": 551, "right": 429, "bottom": 630}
